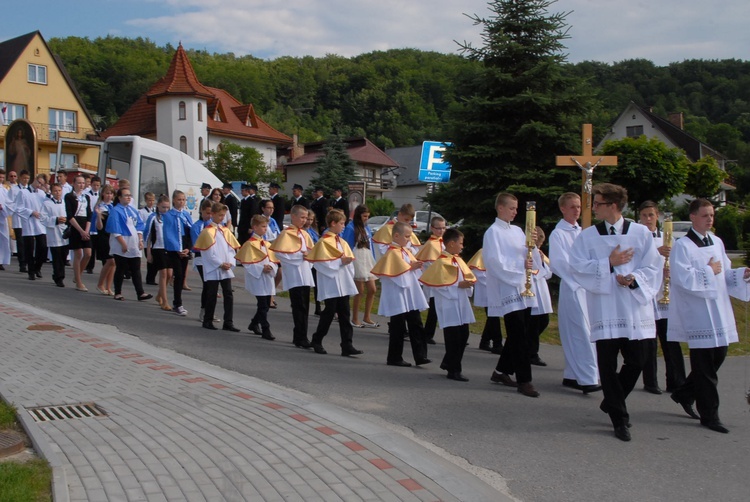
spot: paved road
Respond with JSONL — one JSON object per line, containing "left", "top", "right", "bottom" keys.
{"left": 2, "top": 262, "right": 750, "bottom": 501}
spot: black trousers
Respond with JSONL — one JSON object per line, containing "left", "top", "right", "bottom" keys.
{"left": 387, "top": 310, "right": 427, "bottom": 364}
{"left": 289, "top": 286, "right": 311, "bottom": 343}
{"left": 50, "top": 245, "right": 68, "bottom": 283}
{"left": 311, "top": 269, "right": 320, "bottom": 311}
{"left": 424, "top": 297, "right": 438, "bottom": 341}
{"left": 196, "top": 265, "right": 209, "bottom": 309}
{"left": 313, "top": 295, "right": 354, "bottom": 349}
{"left": 528, "top": 313, "right": 549, "bottom": 358}
{"left": 495, "top": 307, "right": 533, "bottom": 384}
{"left": 23, "top": 234, "right": 47, "bottom": 276}
{"left": 167, "top": 251, "right": 187, "bottom": 308}
{"left": 596, "top": 338, "right": 647, "bottom": 428}
{"left": 113, "top": 255, "right": 145, "bottom": 296}
{"left": 13, "top": 227, "right": 25, "bottom": 268}
{"left": 480, "top": 308, "right": 503, "bottom": 347}
{"left": 251, "top": 295, "right": 271, "bottom": 330}
{"left": 442, "top": 324, "right": 470, "bottom": 373}
{"left": 145, "top": 255, "right": 157, "bottom": 284}
{"left": 86, "top": 234, "right": 97, "bottom": 272}
{"left": 672, "top": 346, "right": 727, "bottom": 425}
{"left": 642, "top": 319, "right": 687, "bottom": 391}
{"left": 204, "top": 278, "right": 234, "bottom": 326}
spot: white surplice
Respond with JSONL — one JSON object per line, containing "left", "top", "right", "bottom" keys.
{"left": 202, "top": 228, "right": 236, "bottom": 281}
{"left": 377, "top": 249, "right": 429, "bottom": 317}
{"left": 14, "top": 186, "right": 46, "bottom": 236}
{"left": 0, "top": 188, "right": 11, "bottom": 265}
{"left": 275, "top": 230, "right": 314, "bottom": 291}
{"left": 42, "top": 198, "right": 68, "bottom": 248}
{"left": 311, "top": 239, "right": 358, "bottom": 301}
{"left": 472, "top": 269, "right": 488, "bottom": 308}
{"left": 243, "top": 247, "right": 278, "bottom": 297}
{"left": 483, "top": 218, "right": 537, "bottom": 317}
{"left": 531, "top": 250, "right": 553, "bottom": 315}
{"left": 569, "top": 219, "right": 661, "bottom": 341}
{"left": 549, "top": 219, "right": 599, "bottom": 385}
{"left": 432, "top": 267, "right": 476, "bottom": 328}
{"left": 667, "top": 230, "right": 750, "bottom": 349}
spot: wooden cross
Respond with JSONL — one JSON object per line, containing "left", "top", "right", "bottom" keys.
{"left": 555, "top": 124, "right": 618, "bottom": 228}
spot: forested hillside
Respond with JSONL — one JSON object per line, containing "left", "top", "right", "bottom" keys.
{"left": 47, "top": 36, "right": 750, "bottom": 199}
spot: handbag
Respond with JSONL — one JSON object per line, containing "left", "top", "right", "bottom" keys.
{"left": 62, "top": 225, "right": 71, "bottom": 239}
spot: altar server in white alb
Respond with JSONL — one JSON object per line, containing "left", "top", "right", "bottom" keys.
{"left": 528, "top": 226, "right": 553, "bottom": 368}
{"left": 42, "top": 183, "right": 69, "bottom": 287}
{"left": 420, "top": 228, "right": 476, "bottom": 382}
{"left": 0, "top": 173, "right": 11, "bottom": 269}
{"left": 668, "top": 198, "right": 750, "bottom": 434}
{"left": 484, "top": 192, "right": 540, "bottom": 398}
{"left": 306, "top": 209, "right": 362, "bottom": 357}
{"left": 548, "top": 192, "right": 600, "bottom": 394}
{"left": 14, "top": 170, "right": 48, "bottom": 280}
{"left": 569, "top": 183, "right": 661, "bottom": 442}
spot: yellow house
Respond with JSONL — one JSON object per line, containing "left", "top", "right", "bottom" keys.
{"left": 0, "top": 31, "right": 98, "bottom": 175}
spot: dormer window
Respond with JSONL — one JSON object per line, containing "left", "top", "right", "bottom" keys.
{"left": 246, "top": 117, "right": 253, "bottom": 127}
{"left": 214, "top": 110, "right": 221, "bottom": 122}
{"left": 179, "top": 101, "right": 186, "bottom": 120}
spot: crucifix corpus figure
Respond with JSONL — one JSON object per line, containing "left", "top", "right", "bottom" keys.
{"left": 555, "top": 124, "right": 617, "bottom": 228}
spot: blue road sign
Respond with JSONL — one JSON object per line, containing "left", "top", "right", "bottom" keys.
{"left": 418, "top": 141, "right": 453, "bottom": 183}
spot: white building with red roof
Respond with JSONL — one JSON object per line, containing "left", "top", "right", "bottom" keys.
{"left": 102, "top": 43, "right": 292, "bottom": 170}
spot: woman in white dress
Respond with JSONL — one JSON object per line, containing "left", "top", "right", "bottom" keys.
{"left": 341, "top": 205, "right": 379, "bottom": 328}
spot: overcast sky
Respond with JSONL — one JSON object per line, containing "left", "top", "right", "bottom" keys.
{"left": 5, "top": 0, "right": 750, "bottom": 65}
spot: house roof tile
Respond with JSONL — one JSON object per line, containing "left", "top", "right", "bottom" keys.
{"left": 287, "top": 137, "right": 399, "bottom": 168}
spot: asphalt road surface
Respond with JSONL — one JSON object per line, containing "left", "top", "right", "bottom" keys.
{"left": 2, "top": 263, "right": 749, "bottom": 502}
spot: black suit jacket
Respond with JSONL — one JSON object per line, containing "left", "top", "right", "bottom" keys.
{"left": 291, "top": 196, "right": 309, "bottom": 209}
{"left": 237, "top": 195, "right": 259, "bottom": 243}
{"left": 330, "top": 197, "right": 349, "bottom": 223}
{"left": 224, "top": 193, "right": 240, "bottom": 228}
{"left": 271, "top": 193, "right": 285, "bottom": 229}
{"left": 311, "top": 196, "right": 328, "bottom": 232}
{"left": 64, "top": 191, "right": 92, "bottom": 223}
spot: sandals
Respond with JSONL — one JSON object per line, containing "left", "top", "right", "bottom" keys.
{"left": 361, "top": 320, "right": 380, "bottom": 328}
{"left": 114, "top": 295, "right": 125, "bottom": 301}
{"left": 269, "top": 301, "right": 278, "bottom": 309}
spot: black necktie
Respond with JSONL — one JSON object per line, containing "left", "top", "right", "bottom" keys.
{"left": 609, "top": 226, "right": 616, "bottom": 235}
{"left": 653, "top": 232, "right": 657, "bottom": 238}
{"left": 703, "top": 236, "right": 710, "bottom": 247}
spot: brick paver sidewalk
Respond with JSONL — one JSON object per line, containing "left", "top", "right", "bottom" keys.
{"left": 0, "top": 294, "right": 505, "bottom": 502}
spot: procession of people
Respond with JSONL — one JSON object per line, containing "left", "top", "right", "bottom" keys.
{"left": 1, "top": 168, "right": 748, "bottom": 442}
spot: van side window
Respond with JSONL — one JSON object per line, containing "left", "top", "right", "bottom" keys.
{"left": 139, "top": 156, "right": 168, "bottom": 208}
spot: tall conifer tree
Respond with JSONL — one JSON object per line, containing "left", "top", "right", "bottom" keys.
{"left": 308, "top": 133, "right": 357, "bottom": 196}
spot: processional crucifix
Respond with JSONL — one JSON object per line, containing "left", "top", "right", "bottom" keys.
{"left": 555, "top": 124, "right": 618, "bottom": 228}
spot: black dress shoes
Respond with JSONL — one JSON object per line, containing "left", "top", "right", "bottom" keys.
{"left": 614, "top": 425, "right": 631, "bottom": 442}
{"left": 387, "top": 360, "right": 412, "bottom": 367}
{"left": 261, "top": 330, "right": 276, "bottom": 340}
{"left": 312, "top": 344, "right": 327, "bottom": 354}
{"left": 702, "top": 421, "right": 729, "bottom": 434}
{"left": 478, "top": 342, "right": 492, "bottom": 352}
{"left": 670, "top": 393, "right": 700, "bottom": 419}
{"left": 414, "top": 358, "right": 432, "bottom": 366}
{"left": 341, "top": 346, "right": 363, "bottom": 356}
{"left": 491, "top": 345, "right": 503, "bottom": 354}
{"left": 35, "top": 271, "right": 42, "bottom": 278}
{"left": 529, "top": 355, "right": 547, "bottom": 366}
{"left": 28, "top": 274, "right": 35, "bottom": 280}
{"left": 202, "top": 322, "right": 217, "bottom": 330}
{"left": 562, "top": 378, "right": 582, "bottom": 390}
{"left": 55, "top": 280, "right": 65, "bottom": 288}
{"left": 517, "top": 382, "right": 540, "bottom": 397}
{"left": 222, "top": 324, "right": 240, "bottom": 332}
{"left": 447, "top": 372, "right": 469, "bottom": 382}
{"left": 644, "top": 385, "right": 663, "bottom": 395}
{"left": 581, "top": 384, "right": 602, "bottom": 394}
{"left": 426, "top": 338, "right": 436, "bottom": 345}
{"left": 491, "top": 372, "right": 517, "bottom": 387}
{"left": 248, "top": 323, "right": 263, "bottom": 335}
{"left": 294, "top": 339, "right": 312, "bottom": 349}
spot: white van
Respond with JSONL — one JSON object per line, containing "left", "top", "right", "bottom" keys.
{"left": 98, "top": 136, "right": 224, "bottom": 221}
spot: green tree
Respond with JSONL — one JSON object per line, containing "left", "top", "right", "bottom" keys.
{"left": 425, "top": 0, "right": 594, "bottom": 254}
{"left": 308, "top": 134, "right": 357, "bottom": 195}
{"left": 597, "top": 136, "right": 689, "bottom": 208}
{"left": 684, "top": 156, "right": 726, "bottom": 199}
{"left": 204, "top": 140, "right": 280, "bottom": 184}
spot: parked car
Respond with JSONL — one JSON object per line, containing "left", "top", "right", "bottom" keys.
{"left": 672, "top": 221, "right": 691, "bottom": 240}
{"left": 283, "top": 213, "right": 291, "bottom": 229}
{"left": 367, "top": 215, "right": 390, "bottom": 233}
{"left": 389, "top": 210, "right": 445, "bottom": 233}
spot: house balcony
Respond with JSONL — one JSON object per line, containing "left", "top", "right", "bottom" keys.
{"left": 355, "top": 175, "right": 393, "bottom": 193}
{"left": 1, "top": 121, "right": 97, "bottom": 145}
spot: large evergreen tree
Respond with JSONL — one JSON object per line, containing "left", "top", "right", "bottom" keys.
{"left": 308, "top": 134, "right": 357, "bottom": 196}
{"left": 426, "top": 0, "right": 594, "bottom": 254}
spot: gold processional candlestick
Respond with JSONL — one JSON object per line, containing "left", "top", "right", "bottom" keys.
{"left": 658, "top": 213, "right": 673, "bottom": 304}
{"left": 521, "top": 201, "right": 536, "bottom": 297}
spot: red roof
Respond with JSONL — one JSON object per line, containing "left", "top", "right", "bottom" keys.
{"left": 287, "top": 137, "right": 399, "bottom": 168}
{"left": 102, "top": 45, "right": 291, "bottom": 145}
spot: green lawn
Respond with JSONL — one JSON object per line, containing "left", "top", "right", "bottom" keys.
{"left": 0, "top": 400, "right": 52, "bottom": 502}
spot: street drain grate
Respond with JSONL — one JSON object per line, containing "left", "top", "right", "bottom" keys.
{"left": 27, "top": 403, "right": 107, "bottom": 422}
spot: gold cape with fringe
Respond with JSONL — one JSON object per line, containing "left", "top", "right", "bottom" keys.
{"left": 467, "top": 248, "right": 485, "bottom": 271}
{"left": 415, "top": 235, "right": 443, "bottom": 261}
{"left": 371, "top": 220, "right": 421, "bottom": 247}
{"left": 236, "top": 236, "right": 279, "bottom": 264}
{"left": 193, "top": 224, "right": 240, "bottom": 251}
{"left": 370, "top": 245, "right": 418, "bottom": 277}
{"left": 305, "top": 231, "right": 355, "bottom": 262}
{"left": 269, "top": 225, "right": 314, "bottom": 254}
{"left": 419, "top": 251, "right": 476, "bottom": 287}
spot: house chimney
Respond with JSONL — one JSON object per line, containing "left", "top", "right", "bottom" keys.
{"left": 668, "top": 112, "right": 684, "bottom": 130}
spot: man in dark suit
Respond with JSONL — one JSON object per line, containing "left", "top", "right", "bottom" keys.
{"left": 237, "top": 183, "right": 258, "bottom": 244}
{"left": 221, "top": 182, "right": 239, "bottom": 229}
{"left": 290, "top": 184, "right": 309, "bottom": 209}
{"left": 269, "top": 182, "right": 285, "bottom": 229}
{"left": 310, "top": 187, "right": 328, "bottom": 233}
{"left": 330, "top": 187, "right": 349, "bottom": 224}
